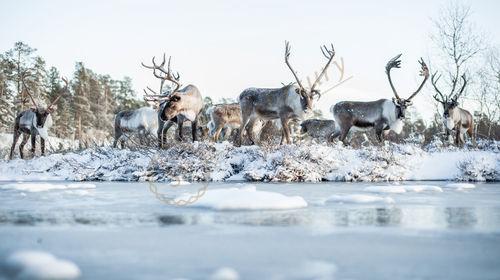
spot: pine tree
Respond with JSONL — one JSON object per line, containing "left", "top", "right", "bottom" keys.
{"left": 0, "top": 54, "right": 15, "bottom": 132}
{"left": 72, "top": 62, "right": 94, "bottom": 140}
{"left": 4, "top": 42, "right": 36, "bottom": 113}
{"left": 47, "top": 67, "right": 73, "bottom": 138}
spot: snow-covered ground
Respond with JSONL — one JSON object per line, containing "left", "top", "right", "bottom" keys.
{"left": 0, "top": 141, "right": 498, "bottom": 182}
{"left": 1, "top": 181, "right": 500, "bottom": 279}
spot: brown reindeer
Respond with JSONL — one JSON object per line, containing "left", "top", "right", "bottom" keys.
{"left": 142, "top": 54, "right": 203, "bottom": 146}
{"left": 207, "top": 103, "right": 242, "bottom": 142}
{"left": 431, "top": 72, "right": 474, "bottom": 146}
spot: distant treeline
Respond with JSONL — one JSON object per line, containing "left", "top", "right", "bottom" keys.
{"left": 0, "top": 41, "right": 143, "bottom": 140}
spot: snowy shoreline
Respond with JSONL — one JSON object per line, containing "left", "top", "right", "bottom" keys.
{"left": 0, "top": 141, "right": 498, "bottom": 182}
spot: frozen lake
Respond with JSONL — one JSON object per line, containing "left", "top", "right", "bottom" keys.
{"left": 1, "top": 181, "right": 500, "bottom": 279}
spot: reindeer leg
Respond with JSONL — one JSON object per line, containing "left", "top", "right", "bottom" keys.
{"left": 214, "top": 124, "right": 224, "bottom": 143}
{"left": 19, "top": 133, "right": 29, "bottom": 159}
{"left": 191, "top": 118, "right": 198, "bottom": 142}
{"left": 246, "top": 118, "right": 257, "bottom": 145}
{"left": 40, "top": 138, "right": 45, "bottom": 156}
{"left": 157, "top": 121, "right": 164, "bottom": 148}
{"left": 9, "top": 131, "right": 20, "bottom": 160}
{"left": 375, "top": 123, "right": 385, "bottom": 143}
{"left": 280, "top": 117, "right": 291, "bottom": 145}
{"left": 339, "top": 125, "right": 351, "bottom": 146}
{"left": 177, "top": 120, "right": 184, "bottom": 142}
{"left": 30, "top": 134, "right": 36, "bottom": 155}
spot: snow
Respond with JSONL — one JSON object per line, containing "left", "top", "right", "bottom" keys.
{"left": 210, "top": 267, "right": 240, "bottom": 280}
{"left": 323, "top": 194, "right": 395, "bottom": 204}
{"left": 0, "top": 141, "right": 498, "bottom": 182}
{"left": 176, "top": 185, "right": 308, "bottom": 210}
{"left": 0, "top": 183, "right": 96, "bottom": 192}
{"left": 2, "top": 250, "right": 81, "bottom": 279}
{"left": 364, "top": 185, "right": 443, "bottom": 193}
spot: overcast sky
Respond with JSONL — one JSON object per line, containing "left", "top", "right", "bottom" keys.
{"left": 1, "top": 0, "right": 499, "bottom": 120}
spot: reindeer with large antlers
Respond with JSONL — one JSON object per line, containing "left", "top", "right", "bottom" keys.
{"left": 238, "top": 41, "right": 335, "bottom": 145}
{"left": 9, "top": 76, "right": 69, "bottom": 159}
{"left": 330, "top": 54, "right": 429, "bottom": 144}
{"left": 431, "top": 72, "right": 474, "bottom": 146}
{"left": 142, "top": 54, "right": 203, "bottom": 147}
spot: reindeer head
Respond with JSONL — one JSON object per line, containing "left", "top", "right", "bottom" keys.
{"left": 142, "top": 53, "right": 182, "bottom": 116}
{"left": 431, "top": 72, "right": 466, "bottom": 119}
{"left": 158, "top": 93, "right": 185, "bottom": 121}
{"left": 23, "top": 76, "right": 69, "bottom": 130}
{"left": 284, "top": 41, "right": 336, "bottom": 112}
{"left": 386, "top": 54, "right": 429, "bottom": 119}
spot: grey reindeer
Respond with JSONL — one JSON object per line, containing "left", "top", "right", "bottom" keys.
{"left": 299, "top": 119, "right": 336, "bottom": 142}
{"left": 9, "top": 76, "right": 69, "bottom": 159}
{"left": 238, "top": 41, "right": 336, "bottom": 145}
{"left": 142, "top": 53, "right": 203, "bottom": 147}
{"left": 430, "top": 72, "right": 474, "bottom": 146}
{"left": 330, "top": 54, "right": 429, "bottom": 144}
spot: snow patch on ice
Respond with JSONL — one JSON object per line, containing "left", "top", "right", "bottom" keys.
{"left": 324, "top": 194, "right": 395, "bottom": 204}
{"left": 443, "top": 183, "right": 476, "bottom": 190}
{"left": 176, "top": 185, "right": 308, "bottom": 211}
{"left": 1, "top": 183, "right": 96, "bottom": 192}
{"left": 210, "top": 267, "right": 240, "bottom": 280}
{"left": 2, "top": 250, "right": 81, "bottom": 279}
{"left": 364, "top": 185, "right": 443, "bottom": 193}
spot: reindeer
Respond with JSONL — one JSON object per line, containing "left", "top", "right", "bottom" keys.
{"left": 330, "top": 54, "right": 429, "bottom": 144}
{"left": 9, "top": 77, "right": 68, "bottom": 159}
{"left": 207, "top": 103, "right": 241, "bottom": 142}
{"left": 299, "top": 119, "right": 336, "bottom": 142}
{"left": 238, "top": 41, "right": 335, "bottom": 145}
{"left": 112, "top": 107, "right": 159, "bottom": 148}
{"left": 431, "top": 72, "right": 474, "bottom": 146}
{"left": 142, "top": 54, "right": 203, "bottom": 146}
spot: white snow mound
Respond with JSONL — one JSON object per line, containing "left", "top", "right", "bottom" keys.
{"left": 210, "top": 267, "right": 240, "bottom": 280}
{"left": 325, "top": 194, "right": 395, "bottom": 204}
{"left": 0, "top": 183, "right": 96, "bottom": 192}
{"left": 2, "top": 250, "right": 81, "bottom": 279}
{"left": 176, "top": 185, "right": 308, "bottom": 210}
{"left": 443, "top": 183, "right": 476, "bottom": 190}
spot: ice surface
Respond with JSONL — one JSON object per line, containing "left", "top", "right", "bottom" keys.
{"left": 0, "top": 183, "right": 96, "bottom": 192}
{"left": 2, "top": 250, "right": 81, "bottom": 279}
{"left": 1, "top": 181, "right": 500, "bottom": 279}
{"left": 176, "top": 185, "right": 308, "bottom": 210}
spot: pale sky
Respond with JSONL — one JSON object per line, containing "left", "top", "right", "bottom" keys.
{"left": 1, "top": 0, "right": 499, "bottom": 121}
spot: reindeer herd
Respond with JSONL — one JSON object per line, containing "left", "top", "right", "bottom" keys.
{"left": 8, "top": 42, "right": 475, "bottom": 160}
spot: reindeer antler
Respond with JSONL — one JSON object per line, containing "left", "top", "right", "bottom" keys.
{"left": 385, "top": 54, "right": 402, "bottom": 100}
{"left": 20, "top": 74, "right": 38, "bottom": 109}
{"left": 142, "top": 53, "right": 181, "bottom": 94}
{"left": 406, "top": 58, "right": 429, "bottom": 101}
{"left": 431, "top": 71, "right": 446, "bottom": 104}
{"left": 284, "top": 41, "right": 306, "bottom": 93}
